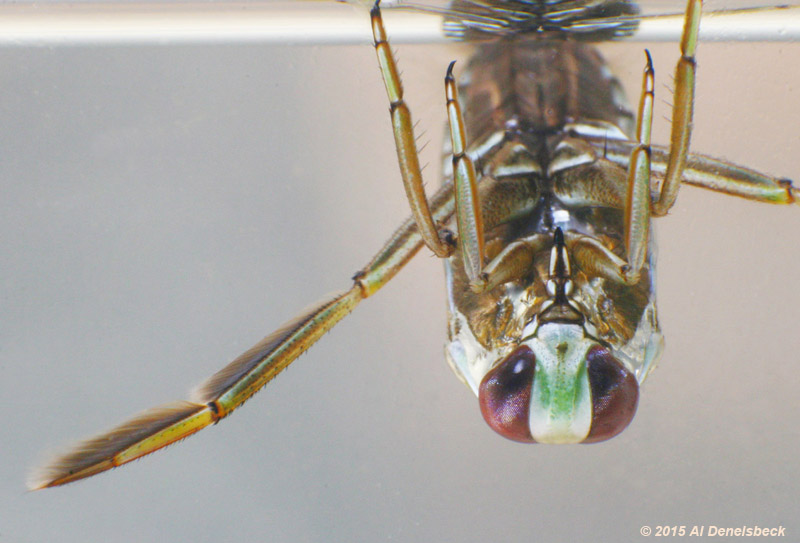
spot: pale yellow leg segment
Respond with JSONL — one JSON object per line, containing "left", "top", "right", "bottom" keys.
{"left": 445, "top": 61, "right": 485, "bottom": 283}
{"left": 623, "top": 51, "right": 655, "bottom": 284}
{"left": 658, "top": 150, "right": 800, "bottom": 206}
{"left": 652, "top": 0, "right": 702, "bottom": 216}
{"left": 371, "top": 2, "right": 453, "bottom": 258}
{"left": 30, "top": 183, "right": 456, "bottom": 489}
{"left": 587, "top": 137, "right": 799, "bottom": 207}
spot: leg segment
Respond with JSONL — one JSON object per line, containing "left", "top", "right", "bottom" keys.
{"left": 445, "top": 61, "right": 485, "bottom": 283}
{"left": 30, "top": 183, "right": 456, "bottom": 489}
{"left": 567, "top": 234, "right": 629, "bottom": 285}
{"left": 586, "top": 50, "right": 657, "bottom": 286}
{"left": 657, "top": 150, "right": 799, "bottom": 205}
{"left": 652, "top": 0, "right": 702, "bottom": 216}
{"left": 586, "top": 137, "right": 799, "bottom": 207}
{"left": 623, "top": 50, "right": 655, "bottom": 283}
{"left": 470, "top": 234, "right": 551, "bottom": 294}
{"left": 371, "top": 2, "right": 453, "bottom": 258}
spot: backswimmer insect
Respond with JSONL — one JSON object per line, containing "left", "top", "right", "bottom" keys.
{"left": 28, "top": 0, "right": 799, "bottom": 488}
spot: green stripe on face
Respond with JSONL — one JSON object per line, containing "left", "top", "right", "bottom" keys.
{"left": 529, "top": 323, "right": 593, "bottom": 443}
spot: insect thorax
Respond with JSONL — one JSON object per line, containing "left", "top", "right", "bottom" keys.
{"left": 444, "top": 38, "right": 663, "bottom": 395}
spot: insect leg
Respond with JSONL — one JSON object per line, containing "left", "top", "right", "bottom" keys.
{"left": 623, "top": 50, "right": 655, "bottom": 283}
{"left": 371, "top": 1, "right": 454, "bottom": 258}
{"left": 652, "top": 0, "right": 702, "bottom": 216}
{"left": 654, "top": 148, "right": 799, "bottom": 206}
{"left": 592, "top": 138, "right": 799, "bottom": 207}
{"left": 30, "top": 184, "right": 455, "bottom": 489}
{"left": 470, "top": 234, "right": 551, "bottom": 294}
{"left": 445, "top": 61, "right": 485, "bottom": 283}
{"left": 567, "top": 234, "right": 630, "bottom": 285}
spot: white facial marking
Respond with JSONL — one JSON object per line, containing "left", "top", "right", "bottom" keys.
{"left": 527, "top": 324, "right": 593, "bottom": 443}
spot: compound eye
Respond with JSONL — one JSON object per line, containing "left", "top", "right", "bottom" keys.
{"left": 584, "top": 346, "right": 639, "bottom": 443}
{"left": 478, "top": 346, "right": 537, "bottom": 443}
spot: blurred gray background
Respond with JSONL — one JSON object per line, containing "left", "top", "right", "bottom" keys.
{"left": 1, "top": 6, "right": 799, "bottom": 543}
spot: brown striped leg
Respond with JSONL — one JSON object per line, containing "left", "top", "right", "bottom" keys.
{"left": 370, "top": 1, "right": 454, "bottom": 258}
{"left": 445, "top": 61, "right": 485, "bottom": 283}
{"left": 652, "top": 0, "right": 702, "bottom": 216}
{"left": 623, "top": 50, "right": 655, "bottom": 283}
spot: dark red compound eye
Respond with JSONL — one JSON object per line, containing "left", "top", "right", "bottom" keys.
{"left": 583, "top": 346, "right": 639, "bottom": 443}
{"left": 478, "top": 346, "right": 537, "bottom": 443}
